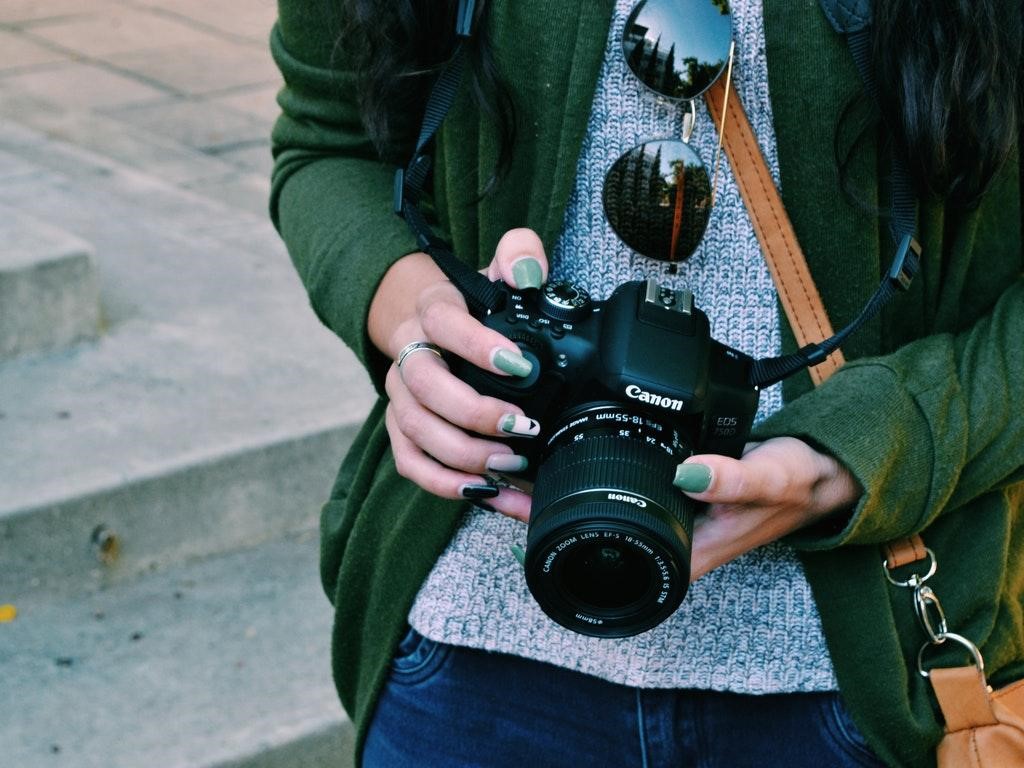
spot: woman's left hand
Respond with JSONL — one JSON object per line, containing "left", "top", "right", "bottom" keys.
{"left": 673, "top": 437, "right": 861, "bottom": 582}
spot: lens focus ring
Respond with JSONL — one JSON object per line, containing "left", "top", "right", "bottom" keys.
{"left": 531, "top": 433, "right": 692, "bottom": 540}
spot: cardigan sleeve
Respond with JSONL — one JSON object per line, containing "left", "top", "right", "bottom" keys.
{"left": 269, "top": 4, "right": 421, "bottom": 395}
{"left": 753, "top": 274, "right": 1024, "bottom": 549}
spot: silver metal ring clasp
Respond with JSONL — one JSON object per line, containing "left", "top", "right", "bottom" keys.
{"left": 917, "top": 632, "right": 986, "bottom": 679}
{"left": 913, "top": 585, "right": 948, "bottom": 644}
{"left": 883, "top": 547, "right": 937, "bottom": 588}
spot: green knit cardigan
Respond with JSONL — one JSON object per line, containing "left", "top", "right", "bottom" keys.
{"left": 269, "top": 2, "right": 1024, "bottom": 766}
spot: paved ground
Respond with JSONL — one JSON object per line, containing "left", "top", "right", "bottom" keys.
{"left": 2, "top": 533, "right": 351, "bottom": 768}
{"left": 0, "top": 0, "right": 281, "bottom": 215}
{"left": 0, "top": 0, "right": 378, "bottom": 596}
{"left": 0, "top": 5, "right": 363, "bottom": 766}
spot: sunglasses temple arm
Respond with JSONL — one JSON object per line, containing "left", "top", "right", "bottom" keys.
{"left": 709, "top": 41, "right": 736, "bottom": 206}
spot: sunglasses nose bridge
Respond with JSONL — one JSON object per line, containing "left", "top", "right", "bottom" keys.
{"left": 680, "top": 100, "right": 696, "bottom": 143}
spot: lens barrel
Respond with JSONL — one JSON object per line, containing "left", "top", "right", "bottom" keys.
{"left": 525, "top": 405, "right": 694, "bottom": 637}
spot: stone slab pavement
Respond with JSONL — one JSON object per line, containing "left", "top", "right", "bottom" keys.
{"left": 0, "top": 0, "right": 379, "bottom": 598}
{"left": 0, "top": 4, "right": 366, "bottom": 766}
{"left": 0, "top": 117, "right": 376, "bottom": 598}
{"left": 0, "top": 0, "right": 377, "bottom": 523}
{"left": 0, "top": 532, "right": 355, "bottom": 768}
{"left": 0, "top": 0, "right": 282, "bottom": 216}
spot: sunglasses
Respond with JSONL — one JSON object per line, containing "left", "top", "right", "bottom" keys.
{"left": 603, "top": 0, "right": 736, "bottom": 264}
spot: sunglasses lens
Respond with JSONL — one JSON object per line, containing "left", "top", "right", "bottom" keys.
{"left": 623, "top": 0, "right": 732, "bottom": 101}
{"left": 603, "top": 140, "right": 712, "bottom": 262}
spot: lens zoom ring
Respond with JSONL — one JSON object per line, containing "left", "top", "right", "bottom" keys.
{"left": 533, "top": 435, "right": 691, "bottom": 535}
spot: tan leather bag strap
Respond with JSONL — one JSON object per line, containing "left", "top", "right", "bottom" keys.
{"left": 704, "top": 79, "right": 844, "bottom": 385}
{"left": 930, "top": 667, "right": 1000, "bottom": 731}
{"left": 882, "top": 534, "right": 929, "bottom": 570}
{"left": 704, "top": 60, "right": 1022, "bottom": 768}
{"left": 704, "top": 79, "right": 926, "bottom": 564}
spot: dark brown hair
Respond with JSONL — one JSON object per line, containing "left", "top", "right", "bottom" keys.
{"left": 336, "top": 0, "right": 514, "bottom": 188}
{"left": 871, "top": 0, "right": 1021, "bottom": 207}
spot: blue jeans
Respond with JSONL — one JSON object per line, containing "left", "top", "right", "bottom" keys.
{"left": 363, "top": 629, "right": 887, "bottom": 768}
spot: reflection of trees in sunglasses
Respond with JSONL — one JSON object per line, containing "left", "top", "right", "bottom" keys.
{"left": 623, "top": 0, "right": 733, "bottom": 101}
{"left": 625, "top": 30, "right": 726, "bottom": 100}
{"left": 604, "top": 142, "right": 712, "bottom": 262}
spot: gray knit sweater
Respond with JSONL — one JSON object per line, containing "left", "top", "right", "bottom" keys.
{"left": 408, "top": 0, "right": 838, "bottom": 692}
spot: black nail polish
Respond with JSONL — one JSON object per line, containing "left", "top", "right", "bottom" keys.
{"left": 476, "top": 502, "right": 497, "bottom": 513}
{"left": 460, "top": 483, "right": 499, "bottom": 500}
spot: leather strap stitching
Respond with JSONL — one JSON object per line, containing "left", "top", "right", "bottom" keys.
{"left": 705, "top": 79, "right": 844, "bottom": 384}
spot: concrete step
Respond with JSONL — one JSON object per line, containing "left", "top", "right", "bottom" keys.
{"left": 0, "top": 533, "right": 356, "bottom": 768}
{"left": 2, "top": 424, "right": 360, "bottom": 602}
{"left": 0, "top": 118, "right": 376, "bottom": 600}
{"left": 0, "top": 204, "right": 100, "bottom": 359}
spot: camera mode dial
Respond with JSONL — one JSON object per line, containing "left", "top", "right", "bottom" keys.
{"left": 540, "top": 280, "right": 591, "bottom": 323}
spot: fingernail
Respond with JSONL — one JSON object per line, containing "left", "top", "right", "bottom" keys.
{"left": 491, "top": 348, "right": 533, "bottom": 378}
{"left": 510, "top": 544, "right": 526, "bottom": 566}
{"left": 486, "top": 453, "right": 529, "bottom": 472}
{"left": 498, "top": 413, "right": 541, "bottom": 437}
{"left": 460, "top": 483, "right": 500, "bottom": 500}
{"left": 511, "top": 257, "right": 543, "bottom": 290}
{"left": 673, "top": 463, "right": 712, "bottom": 493}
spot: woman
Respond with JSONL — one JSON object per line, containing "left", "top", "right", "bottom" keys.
{"left": 270, "top": 1, "right": 1023, "bottom": 765}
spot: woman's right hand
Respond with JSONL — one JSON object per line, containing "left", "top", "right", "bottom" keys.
{"left": 368, "top": 229, "right": 550, "bottom": 522}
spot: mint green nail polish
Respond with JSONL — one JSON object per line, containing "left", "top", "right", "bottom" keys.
{"left": 510, "top": 544, "right": 526, "bottom": 566}
{"left": 486, "top": 453, "right": 529, "bottom": 473}
{"left": 492, "top": 348, "right": 533, "bottom": 377}
{"left": 511, "top": 257, "right": 543, "bottom": 290}
{"left": 673, "top": 463, "right": 712, "bottom": 493}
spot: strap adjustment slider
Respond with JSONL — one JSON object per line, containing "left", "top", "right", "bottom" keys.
{"left": 393, "top": 168, "right": 406, "bottom": 216}
{"left": 888, "top": 235, "right": 921, "bottom": 292}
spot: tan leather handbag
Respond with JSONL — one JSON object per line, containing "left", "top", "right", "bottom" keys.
{"left": 883, "top": 538, "right": 1024, "bottom": 767}
{"left": 705, "top": 79, "right": 1024, "bottom": 766}
{"left": 932, "top": 667, "right": 1024, "bottom": 765}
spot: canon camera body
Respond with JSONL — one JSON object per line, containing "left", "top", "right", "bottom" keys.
{"left": 456, "top": 277, "right": 760, "bottom": 637}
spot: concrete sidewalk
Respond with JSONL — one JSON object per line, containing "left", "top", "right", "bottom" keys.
{"left": 0, "top": 0, "right": 281, "bottom": 215}
{"left": 1, "top": 3, "right": 364, "bottom": 766}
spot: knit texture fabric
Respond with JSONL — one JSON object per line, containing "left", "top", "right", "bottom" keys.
{"left": 408, "top": 0, "right": 837, "bottom": 693}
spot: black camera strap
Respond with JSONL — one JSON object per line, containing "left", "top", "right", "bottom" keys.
{"left": 392, "top": 0, "right": 503, "bottom": 316}
{"left": 747, "top": 233, "right": 918, "bottom": 387}
{"left": 747, "top": 2, "right": 922, "bottom": 387}
{"left": 819, "top": 0, "right": 917, "bottom": 245}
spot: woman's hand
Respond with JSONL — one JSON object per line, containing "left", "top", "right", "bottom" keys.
{"left": 673, "top": 438, "right": 862, "bottom": 582}
{"left": 368, "top": 228, "right": 550, "bottom": 522}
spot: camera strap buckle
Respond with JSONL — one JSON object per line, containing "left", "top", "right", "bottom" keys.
{"left": 887, "top": 235, "right": 921, "bottom": 292}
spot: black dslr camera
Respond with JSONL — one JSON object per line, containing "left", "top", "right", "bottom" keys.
{"left": 456, "top": 277, "right": 760, "bottom": 638}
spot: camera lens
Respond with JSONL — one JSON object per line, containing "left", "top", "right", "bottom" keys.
{"left": 524, "top": 403, "right": 694, "bottom": 638}
{"left": 560, "top": 540, "right": 653, "bottom": 610}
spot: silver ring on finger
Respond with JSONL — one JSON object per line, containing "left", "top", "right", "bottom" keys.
{"left": 396, "top": 340, "right": 443, "bottom": 370}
